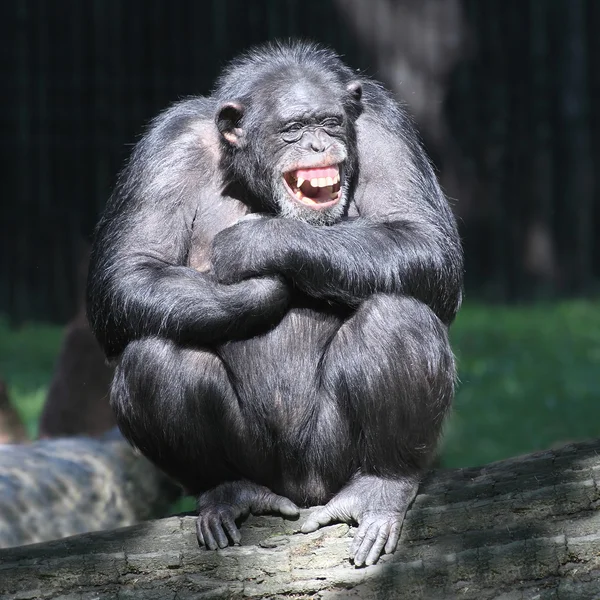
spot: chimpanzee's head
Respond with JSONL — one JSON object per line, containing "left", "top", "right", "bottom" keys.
{"left": 214, "top": 42, "right": 363, "bottom": 225}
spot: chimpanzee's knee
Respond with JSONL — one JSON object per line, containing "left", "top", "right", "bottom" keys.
{"left": 111, "top": 337, "right": 240, "bottom": 492}
{"left": 322, "top": 294, "right": 455, "bottom": 474}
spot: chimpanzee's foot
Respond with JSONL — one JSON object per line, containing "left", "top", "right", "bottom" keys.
{"left": 196, "top": 481, "right": 299, "bottom": 549}
{"left": 301, "top": 474, "right": 419, "bottom": 567}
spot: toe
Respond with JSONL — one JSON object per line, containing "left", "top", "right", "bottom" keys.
{"left": 222, "top": 512, "right": 242, "bottom": 545}
{"left": 384, "top": 520, "right": 401, "bottom": 554}
{"left": 209, "top": 516, "right": 230, "bottom": 549}
{"left": 352, "top": 520, "right": 379, "bottom": 567}
{"left": 200, "top": 517, "right": 218, "bottom": 550}
{"left": 275, "top": 496, "right": 300, "bottom": 517}
{"left": 195, "top": 517, "right": 205, "bottom": 547}
{"left": 365, "top": 524, "right": 390, "bottom": 566}
{"left": 301, "top": 506, "right": 334, "bottom": 534}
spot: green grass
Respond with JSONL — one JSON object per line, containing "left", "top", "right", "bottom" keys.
{"left": 1, "top": 301, "right": 600, "bottom": 467}
{"left": 443, "top": 301, "right": 600, "bottom": 467}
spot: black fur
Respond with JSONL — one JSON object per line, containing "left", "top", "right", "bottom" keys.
{"left": 87, "top": 41, "right": 463, "bottom": 567}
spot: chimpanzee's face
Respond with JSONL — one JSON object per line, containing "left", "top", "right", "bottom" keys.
{"left": 217, "top": 68, "right": 362, "bottom": 225}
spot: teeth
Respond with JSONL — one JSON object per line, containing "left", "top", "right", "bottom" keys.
{"left": 296, "top": 191, "right": 303, "bottom": 199}
{"left": 292, "top": 170, "right": 341, "bottom": 189}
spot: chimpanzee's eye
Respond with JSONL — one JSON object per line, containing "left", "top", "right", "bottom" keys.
{"left": 283, "top": 122, "right": 303, "bottom": 133}
{"left": 321, "top": 117, "right": 342, "bottom": 128}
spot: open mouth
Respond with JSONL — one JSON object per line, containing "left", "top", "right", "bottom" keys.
{"left": 283, "top": 164, "right": 342, "bottom": 209}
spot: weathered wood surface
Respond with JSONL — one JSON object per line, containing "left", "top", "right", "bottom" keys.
{"left": 2, "top": 440, "right": 600, "bottom": 600}
{"left": 0, "top": 432, "right": 179, "bottom": 549}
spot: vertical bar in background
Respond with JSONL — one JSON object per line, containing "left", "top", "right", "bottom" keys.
{"left": 36, "top": 0, "right": 55, "bottom": 320}
{"left": 285, "top": 0, "right": 299, "bottom": 38}
{"left": 558, "top": 0, "right": 593, "bottom": 294}
{"left": 504, "top": 0, "right": 531, "bottom": 299}
{"left": 171, "top": 0, "right": 184, "bottom": 93}
{"left": 212, "top": 0, "right": 227, "bottom": 67}
{"left": 130, "top": 0, "right": 145, "bottom": 141}
{"left": 588, "top": 1, "right": 600, "bottom": 279}
{"left": 528, "top": 0, "right": 556, "bottom": 297}
{"left": 151, "top": 0, "right": 162, "bottom": 111}
{"left": 104, "top": 0, "right": 119, "bottom": 219}
{"left": 484, "top": 0, "right": 510, "bottom": 301}
{"left": 13, "top": 0, "right": 33, "bottom": 322}
{"left": 266, "top": 0, "right": 279, "bottom": 40}
{"left": 6, "top": 1, "right": 30, "bottom": 321}
{"left": 61, "top": 0, "right": 85, "bottom": 315}
{"left": 93, "top": 0, "right": 110, "bottom": 257}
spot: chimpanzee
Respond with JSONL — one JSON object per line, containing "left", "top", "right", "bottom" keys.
{"left": 87, "top": 41, "right": 463, "bottom": 567}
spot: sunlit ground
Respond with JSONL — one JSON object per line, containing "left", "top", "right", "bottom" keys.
{"left": 1, "top": 301, "right": 599, "bottom": 467}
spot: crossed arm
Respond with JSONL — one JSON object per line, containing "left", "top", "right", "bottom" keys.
{"left": 210, "top": 214, "right": 462, "bottom": 326}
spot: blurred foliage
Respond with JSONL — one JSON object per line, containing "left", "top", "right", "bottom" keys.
{"left": 443, "top": 301, "right": 600, "bottom": 467}
{"left": 0, "top": 317, "right": 62, "bottom": 438}
{"left": 1, "top": 302, "right": 600, "bottom": 468}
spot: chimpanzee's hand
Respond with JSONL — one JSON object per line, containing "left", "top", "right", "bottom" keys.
{"left": 210, "top": 218, "right": 277, "bottom": 284}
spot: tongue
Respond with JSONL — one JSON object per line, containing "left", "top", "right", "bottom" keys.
{"left": 295, "top": 166, "right": 339, "bottom": 180}
{"left": 300, "top": 181, "right": 333, "bottom": 201}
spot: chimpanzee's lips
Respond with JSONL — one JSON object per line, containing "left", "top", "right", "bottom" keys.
{"left": 283, "top": 164, "right": 342, "bottom": 209}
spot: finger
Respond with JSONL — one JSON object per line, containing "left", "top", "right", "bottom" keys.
{"left": 384, "top": 521, "right": 401, "bottom": 555}
{"left": 365, "top": 525, "right": 391, "bottom": 566}
{"left": 196, "top": 517, "right": 205, "bottom": 547}
{"left": 301, "top": 507, "right": 334, "bottom": 533}
{"left": 201, "top": 518, "right": 218, "bottom": 550}
{"left": 222, "top": 513, "right": 242, "bottom": 545}
{"left": 209, "top": 517, "right": 230, "bottom": 549}
{"left": 353, "top": 521, "right": 379, "bottom": 567}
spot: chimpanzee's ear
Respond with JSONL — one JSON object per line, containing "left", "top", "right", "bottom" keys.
{"left": 346, "top": 80, "right": 362, "bottom": 102}
{"left": 216, "top": 102, "right": 246, "bottom": 147}
{"left": 344, "top": 81, "right": 363, "bottom": 119}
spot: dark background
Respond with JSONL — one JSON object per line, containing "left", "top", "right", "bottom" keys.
{"left": 1, "top": 0, "right": 599, "bottom": 323}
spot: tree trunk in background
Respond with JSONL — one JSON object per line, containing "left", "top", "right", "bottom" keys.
{"left": 332, "top": 0, "right": 473, "bottom": 219}
{"left": 557, "top": 0, "right": 594, "bottom": 295}
{"left": 38, "top": 308, "right": 115, "bottom": 439}
{"left": 2, "top": 440, "right": 600, "bottom": 599}
{"left": 525, "top": 0, "right": 558, "bottom": 294}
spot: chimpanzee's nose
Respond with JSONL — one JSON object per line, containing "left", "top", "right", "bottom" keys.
{"left": 301, "top": 131, "right": 329, "bottom": 153}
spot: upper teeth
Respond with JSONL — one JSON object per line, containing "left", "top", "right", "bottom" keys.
{"left": 300, "top": 173, "right": 340, "bottom": 188}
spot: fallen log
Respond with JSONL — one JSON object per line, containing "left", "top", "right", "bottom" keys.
{"left": 2, "top": 439, "right": 600, "bottom": 599}
{"left": 0, "top": 430, "right": 180, "bottom": 549}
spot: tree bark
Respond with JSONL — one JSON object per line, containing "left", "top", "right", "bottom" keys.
{"left": 2, "top": 440, "right": 600, "bottom": 599}
{"left": 0, "top": 431, "right": 179, "bottom": 549}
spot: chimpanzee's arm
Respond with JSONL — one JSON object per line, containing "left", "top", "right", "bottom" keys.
{"left": 87, "top": 99, "right": 289, "bottom": 359}
{"left": 210, "top": 83, "right": 463, "bottom": 325}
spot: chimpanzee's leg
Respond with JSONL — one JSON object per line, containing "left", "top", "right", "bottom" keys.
{"left": 111, "top": 337, "right": 298, "bottom": 549}
{"left": 303, "top": 294, "right": 456, "bottom": 566}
